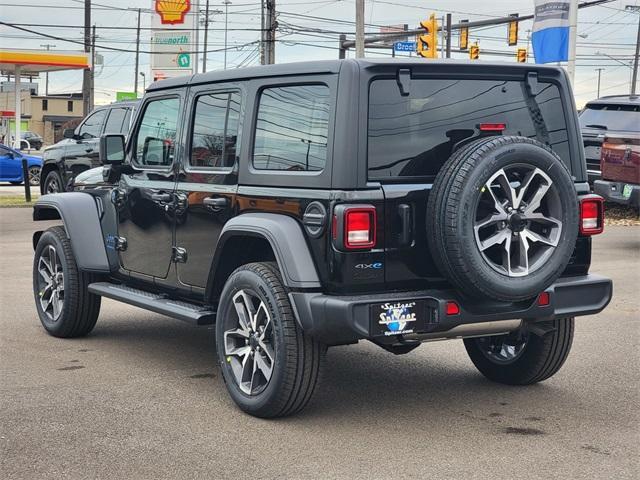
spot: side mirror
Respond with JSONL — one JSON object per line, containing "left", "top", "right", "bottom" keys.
{"left": 100, "top": 134, "right": 126, "bottom": 165}
{"left": 63, "top": 128, "right": 76, "bottom": 139}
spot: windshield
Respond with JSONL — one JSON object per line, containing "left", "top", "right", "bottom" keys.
{"left": 579, "top": 104, "right": 639, "bottom": 132}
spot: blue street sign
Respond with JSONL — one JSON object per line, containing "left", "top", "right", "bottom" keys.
{"left": 394, "top": 41, "right": 416, "bottom": 52}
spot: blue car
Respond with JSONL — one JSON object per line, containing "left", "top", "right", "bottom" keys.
{"left": 0, "top": 144, "right": 42, "bottom": 186}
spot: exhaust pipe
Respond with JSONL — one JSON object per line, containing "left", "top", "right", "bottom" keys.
{"left": 404, "top": 319, "right": 523, "bottom": 343}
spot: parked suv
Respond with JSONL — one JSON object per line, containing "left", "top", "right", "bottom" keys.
{"left": 579, "top": 95, "right": 640, "bottom": 184}
{"left": 20, "top": 131, "right": 44, "bottom": 150}
{"left": 39, "top": 100, "right": 138, "bottom": 194}
{"left": 32, "top": 60, "right": 612, "bottom": 418}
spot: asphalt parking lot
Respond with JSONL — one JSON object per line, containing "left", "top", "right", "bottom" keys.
{"left": 1, "top": 207, "right": 638, "bottom": 479}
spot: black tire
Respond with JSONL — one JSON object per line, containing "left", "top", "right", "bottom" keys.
{"left": 216, "top": 262, "right": 325, "bottom": 418}
{"left": 33, "top": 226, "right": 101, "bottom": 338}
{"left": 426, "top": 136, "right": 579, "bottom": 302}
{"left": 43, "top": 170, "right": 63, "bottom": 194}
{"left": 464, "top": 317, "right": 574, "bottom": 385}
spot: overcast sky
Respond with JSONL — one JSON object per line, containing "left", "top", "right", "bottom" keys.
{"left": 1, "top": 0, "right": 638, "bottom": 107}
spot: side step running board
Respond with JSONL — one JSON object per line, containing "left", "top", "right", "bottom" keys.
{"left": 88, "top": 282, "right": 216, "bottom": 326}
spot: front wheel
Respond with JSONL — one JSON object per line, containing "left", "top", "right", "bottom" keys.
{"left": 216, "top": 262, "right": 325, "bottom": 418}
{"left": 33, "top": 226, "right": 101, "bottom": 337}
{"left": 464, "top": 317, "right": 574, "bottom": 385}
{"left": 43, "top": 170, "right": 63, "bottom": 194}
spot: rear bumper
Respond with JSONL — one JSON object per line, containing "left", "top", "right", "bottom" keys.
{"left": 594, "top": 179, "right": 640, "bottom": 208}
{"left": 290, "top": 274, "right": 613, "bottom": 345}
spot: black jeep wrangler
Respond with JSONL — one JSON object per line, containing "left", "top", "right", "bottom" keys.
{"left": 32, "top": 60, "right": 612, "bottom": 418}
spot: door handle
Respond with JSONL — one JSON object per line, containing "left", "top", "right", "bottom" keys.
{"left": 203, "top": 197, "right": 229, "bottom": 209}
{"left": 151, "top": 192, "right": 172, "bottom": 202}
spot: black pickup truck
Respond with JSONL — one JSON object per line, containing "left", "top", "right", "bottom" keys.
{"left": 32, "top": 60, "right": 612, "bottom": 418}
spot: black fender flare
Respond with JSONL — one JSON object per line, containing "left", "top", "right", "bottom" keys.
{"left": 211, "top": 212, "right": 321, "bottom": 290}
{"left": 33, "top": 192, "right": 110, "bottom": 273}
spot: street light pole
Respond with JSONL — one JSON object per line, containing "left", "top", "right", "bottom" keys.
{"left": 140, "top": 72, "right": 146, "bottom": 93}
{"left": 355, "top": 0, "right": 364, "bottom": 58}
{"left": 567, "top": 0, "right": 578, "bottom": 84}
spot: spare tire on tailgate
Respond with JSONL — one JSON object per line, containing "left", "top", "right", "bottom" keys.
{"left": 426, "top": 136, "right": 579, "bottom": 302}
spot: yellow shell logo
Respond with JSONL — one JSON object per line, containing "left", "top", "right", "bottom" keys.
{"left": 155, "top": 0, "right": 191, "bottom": 25}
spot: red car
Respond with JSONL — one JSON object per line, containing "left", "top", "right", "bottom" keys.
{"left": 594, "top": 133, "right": 640, "bottom": 208}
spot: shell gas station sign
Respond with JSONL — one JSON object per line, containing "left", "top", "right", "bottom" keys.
{"left": 155, "top": 0, "right": 191, "bottom": 25}
{"left": 151, "top": 0, "right": 194, "bottom": 82}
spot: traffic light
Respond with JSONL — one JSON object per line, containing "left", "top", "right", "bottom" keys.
{"left": 417, "top": 13, "right": 438, "bottom": 59}
{"left": 517, "top": 48, "right": 527, "bottom": 63}
{"left": 470, "top": 42, "right": 479, "bottom": 60}
{"left": 459, "top": 19, "right": 469, "bottom": 50}
{"left": 508, "top": 13, "right": 519, "bottom": 46}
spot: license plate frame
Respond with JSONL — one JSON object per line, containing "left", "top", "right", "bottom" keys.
{"left": 370, "top": 300, "right": 434, "bottom": 337}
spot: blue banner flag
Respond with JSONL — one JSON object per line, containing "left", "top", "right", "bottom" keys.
{"left": 532, "top": 1, "right": 570, "bottom": 64}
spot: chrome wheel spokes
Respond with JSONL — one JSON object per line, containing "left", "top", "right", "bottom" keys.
{"left": 37, "top": 245, "right": 64, "bottom": 321}
{"left": 224, "top": 289, "right": 274, "bottom": 395}
{"left": 28, "top": 167, "right": 40, "bottom": 186}
{"left": 474, "top": 165, "right": 563, "bottom": 277}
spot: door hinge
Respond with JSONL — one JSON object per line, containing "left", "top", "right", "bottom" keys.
{"left": 106, "top": 235, "right": 127, "bottom": 251}
{"left": 172, "top": 246, "right": 188, "bottom": 263}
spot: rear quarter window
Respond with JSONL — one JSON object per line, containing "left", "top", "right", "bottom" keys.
{"left": 368, "top": 78, "right": 570, "bottom": 180}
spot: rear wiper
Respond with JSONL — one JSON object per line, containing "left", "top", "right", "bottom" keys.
{"left": 584, "top": 124, "right": 608, "bottom": 130}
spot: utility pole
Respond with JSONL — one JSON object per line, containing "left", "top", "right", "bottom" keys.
{"left": 595, "top": 67, "right": 604, "bottom": 97}
{"left": 567, "top": 0, "right": 578, "bottom": 84}
{"left": 224, "top": 0, "right": 232, "bottom": 69}
{"left": 202, "top": 0, "right": 209, "bottom": 72}
{"left": 82, "top": 0, "right": 91, "bottom": 116}
{"left": 260, "top": 0, "right": 265, "bottom": 64}
{"left": 134, "top": 8, "right": 141, "bottom": 96}
{"left": 355, "top": 0, "right": 364, "bottom": 58}
{"left": 90, "top": 24, "right": 96, "bottom": 110}
{"left": 39, "top": 44, "right": 56, "bottom": 96}
{"left": 264, "top": 0, "right": 276, "bottom": 64}
{"left": 627, "top": 5, "right": 640, "bottom": 96}
{"left": 445, "top": 13, "right": 452, "bottom": 58}
{"left": 194, "top": 0, "right": 199, "bottom": 74}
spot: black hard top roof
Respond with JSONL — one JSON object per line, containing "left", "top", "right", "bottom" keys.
{"left": 146, "top": 58, "right": 566, "bottom": 92}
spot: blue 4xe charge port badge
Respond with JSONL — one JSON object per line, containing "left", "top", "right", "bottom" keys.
{"left": 376, "top": 302, "right": 418, "bottom": 336}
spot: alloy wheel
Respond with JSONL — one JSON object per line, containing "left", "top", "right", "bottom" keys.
{"left": 28, "top": 167, "right": 40, "bottom": 186}
{"left": 36, "top": 245, "right": 64, "bottom": 322}
{"left": 473, "top": 165, "right": 563, "bottom": 277}
{"left": 223, "top": 289, "right": 275, "bottom": 396}
{"left": 475, "top": 332, "right": 529, "bottom": 365}
{"left": 46, "top": 176, "right": 60, "bottom": 193}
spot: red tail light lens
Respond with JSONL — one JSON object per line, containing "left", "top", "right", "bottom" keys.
{"left": 445, "top": 301, "right": 460, "bottom": 316}
{"left": 479, "top": 123, "right": 506, "bottom": 132}
{"left": 579, "top": 195, "right": 604, "bottom": 235}
{"left": 537, "top": 292, "right": 550, "bottom": 306}
{"left": 345, "top": 208, "right": 376, "bottom": 249}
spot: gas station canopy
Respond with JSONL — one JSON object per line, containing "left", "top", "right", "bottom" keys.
{"left": 0, "top": 49, "right": 89, "bottom": 149}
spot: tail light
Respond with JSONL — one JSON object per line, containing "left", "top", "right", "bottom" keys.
{"left": 479, "top": 122, "right": 506, "bottom": 132}
{"left": 579, "top": 195, "right": 604, "bottom": 235}
{"left": 333, "top": 205, "right": 377, "bottom": 250}
{"left": 445, "top": 301, "right": 460, "bottom": 316}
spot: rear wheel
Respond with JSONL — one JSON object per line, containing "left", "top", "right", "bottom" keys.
{"left": 28, "top": 166, "right": 41, "bottom": 186}
{"left": 464, "top": 317, "right": 574, "bottom": 385}
{"left": 216, "top": 262, "right": 324, "bottom": 418}
{"left": 33, "top": 226, "right": 101, "bottom": 338}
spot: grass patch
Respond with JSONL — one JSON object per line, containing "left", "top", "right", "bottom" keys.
{"left": 0, "top": 195, "right": 39, "bottom": 208}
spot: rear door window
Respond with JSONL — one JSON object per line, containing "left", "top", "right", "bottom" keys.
{"left": 104, "top": 108, "right": 128, "bottom": 134}
{"left": 253, "top": 84, "right": 330, "bottom": 172}
{"left": 368, "top": 78, "right": 570, "bottom": 180}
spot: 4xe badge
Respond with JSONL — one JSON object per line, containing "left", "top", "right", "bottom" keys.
{"left": 378, "top": 302, "right": 417, "bottom": 336}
